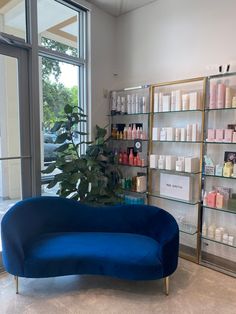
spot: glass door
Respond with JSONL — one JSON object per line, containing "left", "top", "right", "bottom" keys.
{"left": 0, "top": 44, "right": 31, "bottom": 270}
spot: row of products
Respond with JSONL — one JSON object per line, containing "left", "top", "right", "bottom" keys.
{"left": 111, "top": 124, "right": 147, "bottom": 140}
{"left": 202, "top": 223, "right": 234, "bottom": 246}
{"left": 111, "top": 92, "right": 148, "bottom": 115}
{"left": 154, "top": 90, "right": 201, "bottom": 112}
{"left": 150, "top": 155, "right": 199, "bottom": 173}
{"left": 204, "top": 155, "right": 236, "bottom": 178}
{"left": 120, "top": 174, "right": 147, "bottom": 193}
{"left": 206, "top": 127, "right": 236, "bottom": 143}
{"left": 114, "top": 149, "right": 146, "bottom": 167}
{"left": 153, "top": 124, "right": 200, "bottom": 142}
{"left": 123, "top": 195, "right": 145, "bottom": 205}
{"left": 209, "top": 81, "right": 236, "bottom": 109}
{"left": 203, "top": 186, "right": 236, "bottom": 209}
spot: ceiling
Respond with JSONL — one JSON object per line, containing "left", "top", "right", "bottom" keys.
{"left": 86, "top": 0, "right": 157, "bottom": 16}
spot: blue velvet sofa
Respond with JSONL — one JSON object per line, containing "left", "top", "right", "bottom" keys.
{"left": 1, "top": 196, "right": 179, "bottom": 295}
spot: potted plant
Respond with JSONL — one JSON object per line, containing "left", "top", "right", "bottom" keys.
{"left": 42, "top": 104, "right": 122, "bottom": 205}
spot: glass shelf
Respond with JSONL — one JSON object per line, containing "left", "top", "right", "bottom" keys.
{"left": 202, "top": 236, "right": 236, "bottom": 249}
{"left": 152, "top": 140, "right": 202, "bottom": 144}
{"left": 121, "top": 189, "right": 147, "bottom": 195}
{"left": 109, "top": 112, "right": 150, "bottom": 116}
{"left": 118, "top": 163, "right": 148, "bottom": 168}
{"left": 148, "top": 192, "right": 199, "bottom": 205}
{"left": 179, "top": 224, "right": 198, "bottom": 235}
{"left": 205, "top": 141, "right": 236, "bottom": 145}
{"left": 205, "top": 107, "right": 236, "bottom": 112}
{"left": 111, "top": 138, "right": 149, "bottom": 142}
{"left": 204, "top": 174, "right": 236, "bottom": 180}
{"left": 150, "top": 168, "right": 200, "bottom": 176}
{"left": 203, "top": 205, "right": 236, "bottom": 215}
{"left": 153, "top": 109, "right": 203, "bottom": 114}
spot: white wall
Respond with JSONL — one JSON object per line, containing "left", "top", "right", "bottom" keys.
{"left": 115, "top": 0, "right": 236, "bottom": 88}
{"left": 89, "top": 5, "right": 117, "bottom": 136}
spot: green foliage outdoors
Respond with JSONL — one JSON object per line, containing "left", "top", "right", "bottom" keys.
{"left": 41, "top": 37, "right": 78, "bottom": 131}
{"left": 42, "top": 104, "right": 122, "bottom": 205}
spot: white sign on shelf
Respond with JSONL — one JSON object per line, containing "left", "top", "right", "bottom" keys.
{"left": 160, "top": 173, "right": 192, "bottom": 201}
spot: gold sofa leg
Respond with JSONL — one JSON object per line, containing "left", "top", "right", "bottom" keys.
{"left": 164, "top": 276, "right": 169, "bottom": 295}
{"left": 14, "top": 276, "right": 19, "bottom": 294}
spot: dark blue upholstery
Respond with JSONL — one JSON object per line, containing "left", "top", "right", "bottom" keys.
{"left": 1, "top": 197, "right": 179, "bottom": 280}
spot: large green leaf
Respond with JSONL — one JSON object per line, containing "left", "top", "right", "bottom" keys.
{"left": 64, "top": 104, "right": 73, "bottom": 114}
{"left": 55, "top": 132, "right": 68, "bottom": 144}
{"left": 55, "top": 143, "right": 70, "bottom": 152}
{"left": 41, "top": 163, "right": 56, "bottom": 174}
{"left": 51, "top": 121, "right": 63, "bottom": 133}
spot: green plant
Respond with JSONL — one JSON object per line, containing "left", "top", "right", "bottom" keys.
{"left": 42, "top": 104, "right": 122, "bottom": 205}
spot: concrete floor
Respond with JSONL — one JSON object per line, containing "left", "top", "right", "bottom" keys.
{"left": 0, "top": 258, "right": 235, "bottom": 314}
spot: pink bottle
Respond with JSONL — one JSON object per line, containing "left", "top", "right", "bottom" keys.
{"left": 209, "top": 82, "right": 216, "bottom": 109}
{"left": 137, "top": 127, "right": 140, "bottom": 139}
{"left": 217, "top": 83, "right": 225, "bottom": 109}
{"left": 132, "top": 124, "right": 137, "bottom": 139}
{"left": 129, "top": 148, "right": 134, "bottom": 165}
{"left": 127, "top": 126, "right": 132, "bottom": 140}
{"left": 123, "top": 151, "right": 128, "bottom": 164}
{"left": 136, "top": 152, "right": 141, "bottom": 166}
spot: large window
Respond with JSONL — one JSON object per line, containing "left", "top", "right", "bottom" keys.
{"left": 37, "top": 1, "right": 88, "bottom": 195}
{"left": 0, "top": 0, "right": 88, "bottom": 258}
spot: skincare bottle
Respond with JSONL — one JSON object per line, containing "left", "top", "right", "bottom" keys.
{"left": 129, "top": 149, "right": 134, "bottom": 166}
{"left": 203, "top": 191, "right": 208, "bottom": 206}
{"left": 116, "top": 96, "right": 121, "bottom": 114}
{"left": 186, "top": 124, "right": 192, "bottom": 141}
{"left": 208, "top": 224, "right": 216, "bottom": 239}
{"left": 217, "top": 83, "right": 225, "bottom": 108}
{"left": 123, "top": 126, "right": 128, "bottom": 140}
{"left": 216, "top": 193, "right": 224, "bottom": 209}
{"left": 132, "top": 124, "right": 137, "bottom": 140}
{"left": 232, "top": 96, "right": 236, "bottom": 108}
{"left": 202, "top": 222, "right": 207, "bottom": 237}
{"left": 142, "top": 96, "right": 147, "bottom": 113}
{"left": 209, "top": 82, "right": 216, "bottom": 109}
{"left": 127, "top": 95, "right": 131, "bottom": 114}
{"left": 111, "top": 92, "right": 117, "bottom": 115}
{"left": 123, "top": 151, "right": 128, "bottom": 164}
{"left": 127, "top": 126, "right": 132, "bottom": 140}
{"left": 225, "top": 87, "right": 232, "bottom": 108}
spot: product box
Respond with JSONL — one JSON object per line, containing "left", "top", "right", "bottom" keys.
{"left": 166, "top": 127, "right": 175, "bottom": 141}
{"left": 160, "top": 173, "right": 192, "bottom": 201}
{"left": 165, "top": 155, "right": 177, "bottom": 170}
{"left": 154, "top": 93, "right": 159, "bottom": 112}
{"left": 215, "top": 129, "right": 224, "bottom": 142}
{"left": 176, "top": 160, "right": 184, "bottom": 172}
{"left": 224, "top": 129, "right": 233, "bottom": 142}
{"left": 158, "top": 158, "right": 165, "bottom": 169}
{"left": 205, "top": 165, "right": 215, "bottom": 175}
{"left": 184, "top": 157, "right": 199, "bottom": 173}
{"left": 160, "top": 128, "right": 167, "bottom": 141}
{"left": 149, "top": 155, "right": 158, "bottom": 169}
{"left": 215, "top": 164, "right": 223, "bottom": 176}
{"left": 162, "top": 95, "right": 171, "bottom": 112}
{"left": 189, "top": 92, "right": 199, "bottom": 110}
{"left": 207, "top": 129, "right": 215, "bottom": 142}
{"left": 152, "top": 127, "right": 160, "bottom": 141}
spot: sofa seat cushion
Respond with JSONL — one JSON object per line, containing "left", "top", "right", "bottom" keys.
{"left": 24, "top": 232, "right": 163, "bottom": 280}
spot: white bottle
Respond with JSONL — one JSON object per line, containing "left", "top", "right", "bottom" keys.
{"left": 186, "top": 124, "right": 192, "bottom": 141}
{"left": 202, "top": 222, "right": 207, "bottom": 237}
{"left": 203, "top": 192, "right": 208, "bottom": 206}
{"left": 142, "top": 96, "right": 147, "bottom": 113}
{"left": 127, "top": 95, "right": 131, "bottom": 114}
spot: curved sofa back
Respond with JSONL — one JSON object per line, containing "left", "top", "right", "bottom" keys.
{"left": 2, "top": 196, "right": 177, "bottom": 236}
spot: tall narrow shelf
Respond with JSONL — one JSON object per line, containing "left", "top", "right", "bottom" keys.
{"left": 109, "top": 85, "right": 150, "bottom": 205}
{"left": 148, "top": 77, "right": 206, "bottom": 263}
{"left": 200, "top": 73, "right": 236, "bottom": 277}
